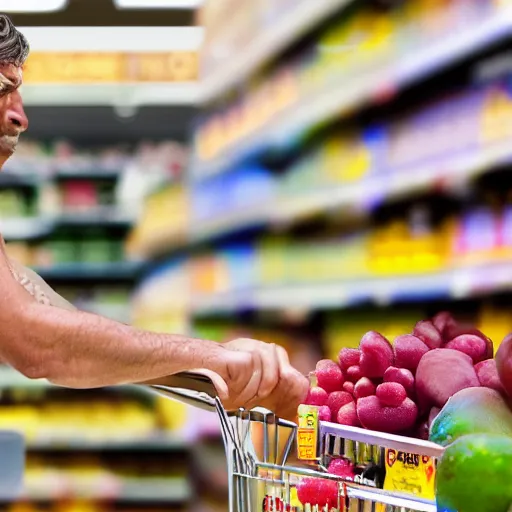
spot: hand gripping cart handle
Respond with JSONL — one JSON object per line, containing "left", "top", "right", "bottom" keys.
{"left": 142, "top": 372, "right": 445, "bottom": 512}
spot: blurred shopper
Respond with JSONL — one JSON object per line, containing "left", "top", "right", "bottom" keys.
{"left": 0, "top": 15, "right": 308, "bottom": 420}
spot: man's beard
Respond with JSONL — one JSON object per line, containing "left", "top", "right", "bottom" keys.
{"left": 0, "top": 134, "right": 19, "bottom": 157}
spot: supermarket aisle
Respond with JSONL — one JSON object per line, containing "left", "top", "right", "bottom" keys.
{"left": 131, "top": 0, "right": 512, "bottom": 509}
{"left": 4, "top": 0, "right": 512, "bottom": 511}
{"left": 0, "top": 2, "right": 205, "bottom": 512}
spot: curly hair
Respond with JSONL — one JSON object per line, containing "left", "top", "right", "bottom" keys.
{"left": 0, "top": 14, "right": 29, "bottom": 67}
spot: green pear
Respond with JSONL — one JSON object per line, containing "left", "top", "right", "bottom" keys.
{"left": 430, "top": 387, "right": 512, "bottom": 447}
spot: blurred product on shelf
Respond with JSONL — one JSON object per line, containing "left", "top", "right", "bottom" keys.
{"left": 130, "top": 60, "right": 512, "bottom": 259}
{"left": 8, "top": 502, "right": 189, "bottom": 512}
{"left": 131, "top": 261, "right": 191, "bottom": 334}
{"left": 125, "top": 184, "right": 190, "bottom": 259}
{"left": 21, "top": 452, "right": 190, "bottom": 502}
{"left": 2, "top": 139, "right": 188, "bottom": 217}
{"left": 4, "top": 140, "right": 129, "bottom": 177}
{"left": 116, "top": 141, "right": 188, "bottom": 219}
{"left": 192, "top": 0, "right": 502, "bottom": 175}
{"left": 0, "top": 381, "right": 194, "bottom": 445}
{"left": 161, "top": 189, "right": 512, "bottom": 307}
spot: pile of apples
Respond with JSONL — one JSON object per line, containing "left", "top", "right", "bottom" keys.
{"left": 304, "top": 311, "right": 503, "bottom": 436}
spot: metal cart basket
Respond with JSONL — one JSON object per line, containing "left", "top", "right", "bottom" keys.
{"left": 145, "top": 373, "right": 444, "bottom": 512}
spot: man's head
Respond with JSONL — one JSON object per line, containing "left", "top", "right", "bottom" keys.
{"left": 0, "top": 15, "right": 29, "bottom": 165}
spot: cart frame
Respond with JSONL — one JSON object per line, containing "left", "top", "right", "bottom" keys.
{"left": 147, "top": 373, "right": 444, "bottom": 512}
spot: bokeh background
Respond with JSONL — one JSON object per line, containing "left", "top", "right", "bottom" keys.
{"left": 1, "top": 0, "right": 512, "bottom": 510}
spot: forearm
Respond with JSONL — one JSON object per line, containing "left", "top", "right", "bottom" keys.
{"left": 2, "top": 302, "right": 223, "bottom": 388}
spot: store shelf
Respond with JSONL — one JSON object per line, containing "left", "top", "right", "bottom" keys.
{"left": 193, "top": 260, "right": 512, "bottom": 313}
{"left": 192, "top": 205, "right": 269, "bottom": 242}
{"left": 55, "top": 169, "right": 123, "bottom": 181}
{"left": 0, "top": 211, "right": 135, "bottom": 241}
{"left": 0, "top": 173, "right": 42, "bottom": 188}
{"left": 22, "top": 83, "right": 200, "bottom": 107}
{"left": 0, "top": 217, "right": 55, "bottom": 241}
{"left": 19, "top": 477, "right": 191, "bottom": 503}
{"left": 28, "top": 435, "right": 189, "bottom": 452}
{"left": 139, "top": 140, "right": 512, "bottom": 259}
{"left": 272, "top": 141, "right": 512, "bottom": 223}
{"left": 56, "top": 208, "right": 136, "bottom": 228}
{"left": 199, "top": 0, "right": 355, "bottom": 103}
{"left": 34, "top": 261, "right": 144, "bottom": 282}
{"left": 192, "top": 9, "right": 512, "bottom": 180}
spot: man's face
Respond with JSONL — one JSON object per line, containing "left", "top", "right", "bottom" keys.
{"left": 0, "top": 63, "right": 27, "bottom": 161}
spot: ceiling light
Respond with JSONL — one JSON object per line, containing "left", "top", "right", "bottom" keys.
{"left": 0, "top": 0, "right": 68, "bottom": 12}
{"left": 114, "top": 0, "right": 203, "bottom": 9}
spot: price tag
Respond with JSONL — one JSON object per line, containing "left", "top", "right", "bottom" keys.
{"left": 296, "top": 405, "right": 319, "bottom": 461}
{"left": 383, "top": 449, "right": 436, "bottom": 500}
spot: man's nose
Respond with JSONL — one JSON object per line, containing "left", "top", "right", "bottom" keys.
{"left": 7, "top": 90, "right": 28, "bottom": 133}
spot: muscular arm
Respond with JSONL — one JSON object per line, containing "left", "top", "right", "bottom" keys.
{"left": 0, "top": 247, "right": 226, "bottom": 389}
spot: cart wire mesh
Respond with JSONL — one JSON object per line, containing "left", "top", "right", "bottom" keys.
{"left": 213, "top": 398, "right": 443, "bottom": 512}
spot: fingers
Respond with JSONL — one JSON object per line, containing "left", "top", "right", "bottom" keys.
{"left": 225, "top": 338, "right": 279, "bottom": 405}
{"left": 255, "top": 343, "right": 280, "bottom": 399}
{"left": 221, "top": 338, "right": 308, "bottom": 418}
{"left": 190, "top": 368, "right": 229, "bottom": 402}
{"left": 271, "top": 345, "right": 309, "bottom": 420}
{"left": 226, "top": 349, "right": 263, "bottom": 409}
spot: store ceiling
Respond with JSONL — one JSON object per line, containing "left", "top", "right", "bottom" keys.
{"left": 8, "top": 0, "right": 196, "bottom": 26}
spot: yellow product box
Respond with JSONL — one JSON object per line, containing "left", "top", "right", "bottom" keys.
{"left": 257, "top": 236, "right": 289, "bottom": 286}
{"left": 322, "top": 133, "right": 371, "bottom": 185}
{"left": 296, "top": 404, "right": 319, "bottom": 461}
{"left": 383, "top": 448, "right": 436, "bottom": 500}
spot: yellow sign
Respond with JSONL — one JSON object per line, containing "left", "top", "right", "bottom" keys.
{"left": 383, "top": 448, "right": 436, "bottom": 500}
{"left": 23, "top": 52, "right": 198, "bottom": 84}
{"left": 297, "top": 405, "right": 319, "bottom": 461}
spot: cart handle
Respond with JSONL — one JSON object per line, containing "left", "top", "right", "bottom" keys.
{"left": 141, "top": 371, "right": 219, "bottom": 412}
{"left": 141, "top": 371, "right": 298, "bottom": 429}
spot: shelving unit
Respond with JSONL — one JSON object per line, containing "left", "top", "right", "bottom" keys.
{"left": 22, "top": 83, "right": 200, "bottom": 108}
{"left": 34, "top": 261, "right": 144, "bottom": 283}
{"left": 191, "top": 2, "right": 512, "bottom": 181}
{"left": 0, "top": 148, "right": 193, "bottom": 510}
{"left": 199, "top": 0, "right": 357, "bottom": 103}
{"left": 128, "top": 2, "right": 512, "bottom": 507}
{"left": 132, "top": 138, "right": 512, "bottom": 259}
{"left": 192, "top": 260, "right": 512, "bottom": 314}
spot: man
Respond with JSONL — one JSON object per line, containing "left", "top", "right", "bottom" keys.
{"left": 0, "top": 15, "right": 309, "bottom": 420}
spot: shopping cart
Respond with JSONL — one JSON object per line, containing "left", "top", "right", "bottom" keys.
{"left": 145, "top": 373, "right": 444, "bottom": 512}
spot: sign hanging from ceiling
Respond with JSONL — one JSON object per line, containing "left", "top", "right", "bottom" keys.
{"left": 23, "top": 52, "right": 199, "bottom": 83}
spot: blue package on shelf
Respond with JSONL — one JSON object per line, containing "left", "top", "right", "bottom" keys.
{"left": 220, "top": 242, "right": 257, "bottom": 293}
{"left": 191, "top": 173, "right": 234, "bottom": 224}
{"left": 230, "top": 165, "right": 277, "bottom": 211}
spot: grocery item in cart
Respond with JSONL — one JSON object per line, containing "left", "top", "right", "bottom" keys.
{"left": 146, "top": 371, "right": 442, "bottom": 512}
{"left": 436, "top": 433, "right": 512, "bottom": 512}
{"left": 297, "top": 310, "right": 512, "bottom": 509}
{"left": 304, "top": 311, "right": 499, "bottom": 437}
{"left": 430, "top": 386, "right": 512, "bottom": 446}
